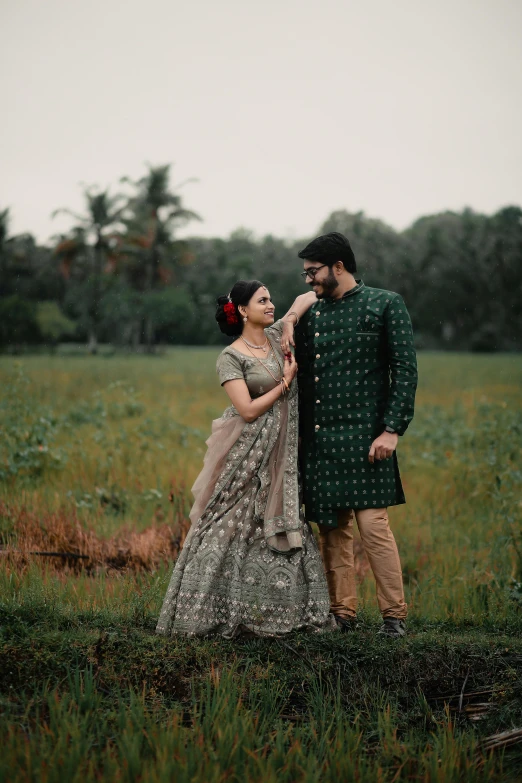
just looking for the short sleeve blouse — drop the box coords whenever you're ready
[216,321,285,398]
[216,351,244,385]
[265,318,284,341]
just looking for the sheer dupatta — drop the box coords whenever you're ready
[188,335,301,553]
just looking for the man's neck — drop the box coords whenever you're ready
[330,274,358,300]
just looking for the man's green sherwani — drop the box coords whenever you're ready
[295,281,418,529]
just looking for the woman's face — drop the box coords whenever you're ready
[241,286,275,327]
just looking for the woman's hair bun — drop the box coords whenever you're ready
[215,279,266,337]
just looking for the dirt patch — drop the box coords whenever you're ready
[0,501,190,573]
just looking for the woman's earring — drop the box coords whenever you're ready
[243,316,248,323]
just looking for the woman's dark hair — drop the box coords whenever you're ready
[298,231,357,273]
[215,279,266,336]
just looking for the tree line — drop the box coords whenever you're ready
[1,164,521,352]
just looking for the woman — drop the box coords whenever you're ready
[156,280,333,637]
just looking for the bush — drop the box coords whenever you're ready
[35,301,76,345]
[0,296,41,349]
[470,323,502,353]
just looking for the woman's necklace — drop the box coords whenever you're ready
[241,335,268,353]
[241,340,282,384]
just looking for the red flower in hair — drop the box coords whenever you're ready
[224,302,238,325]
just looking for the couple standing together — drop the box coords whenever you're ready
[156,232,418,639]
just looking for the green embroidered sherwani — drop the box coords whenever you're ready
[295,281,418,529]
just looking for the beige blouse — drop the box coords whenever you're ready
[216,319,284,398]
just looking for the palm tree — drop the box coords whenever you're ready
[0,208,12,294]
[120,164,200,349]
[0,208,35,297]
[53,227,87,281]
[52,188,126,352]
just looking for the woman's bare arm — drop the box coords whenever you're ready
[281,291,317,352]
[284,291,317,322]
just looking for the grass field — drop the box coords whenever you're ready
[1,350,522,781]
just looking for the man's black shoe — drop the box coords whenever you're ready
[377,617,406,638]
[334,615,358,632]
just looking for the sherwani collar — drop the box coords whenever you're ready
[317,280,365,306]
[341,279,365,298]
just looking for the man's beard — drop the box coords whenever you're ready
[313,269,339,298]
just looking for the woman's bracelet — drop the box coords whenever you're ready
[286,311,299,325]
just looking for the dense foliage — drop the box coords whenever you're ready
[1,351,521,779]
[1,172,521,352]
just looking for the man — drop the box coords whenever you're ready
[283,232,417,637]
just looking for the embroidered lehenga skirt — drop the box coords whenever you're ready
[156,340,331,638]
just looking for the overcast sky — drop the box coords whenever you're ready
[2,0,521,244]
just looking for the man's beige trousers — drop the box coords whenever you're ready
[318,508,407,619]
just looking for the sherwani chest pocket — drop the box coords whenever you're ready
[355,329,382,343]
[356,301,385,336]
[355,323,385,360]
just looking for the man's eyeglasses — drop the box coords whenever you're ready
[300,264,328,280]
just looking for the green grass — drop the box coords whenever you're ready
[1,350,522,781]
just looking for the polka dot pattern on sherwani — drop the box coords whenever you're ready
[295,281,418,529]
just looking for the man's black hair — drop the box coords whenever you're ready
[298,232,357,273]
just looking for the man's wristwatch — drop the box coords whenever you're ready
[384,426,396,434]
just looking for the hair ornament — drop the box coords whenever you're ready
[215,280,264,335]
[223,295,238,325]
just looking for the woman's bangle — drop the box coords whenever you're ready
[286,311,299,325]
[282,377,290,391]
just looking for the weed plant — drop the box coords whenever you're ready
[1,350,521,781]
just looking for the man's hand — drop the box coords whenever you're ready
[368,431,399,463]
[280,319,296,354]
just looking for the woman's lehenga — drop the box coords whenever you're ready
[156,321,332,638]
